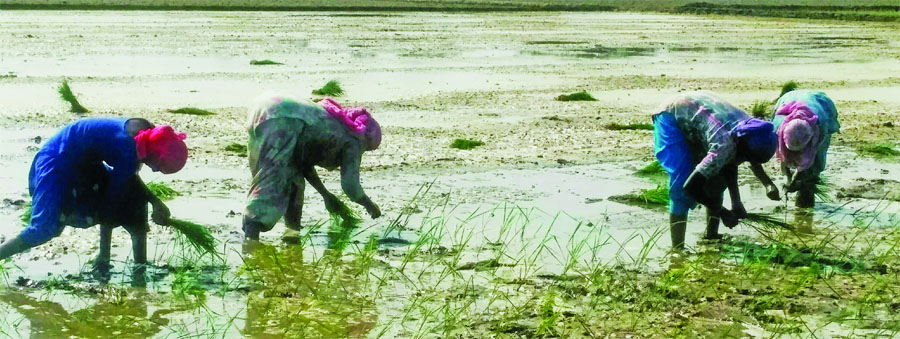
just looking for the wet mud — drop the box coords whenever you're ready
[1,10,899,338]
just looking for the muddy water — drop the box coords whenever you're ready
[1,10,900,337]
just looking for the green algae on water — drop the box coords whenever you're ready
[167,107,216,116]
[58,79,89,113]
[555,90,596,101]
[450,138,484,150]
[312,80,344,96]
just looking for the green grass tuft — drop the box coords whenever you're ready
[857,142,900,158]
[779,80,800,98]
[167,218,219,257]
[555,90,596,101]
[312,80,344,96]
[146,182,180,201]
[58,80,89,113]
[605,122,653,131]
[450,138,484,150]
[330,198,362,228]
[813,176,833,202]
[167,107,216,116]
[250,59,283,65]
[225,143,248,157]
[749,100,772,119]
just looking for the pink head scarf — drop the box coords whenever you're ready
[134,125,188,174]
[775,101,819,171]
[318,97,382,151]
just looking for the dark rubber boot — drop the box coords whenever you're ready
[670,214,688,250]
[796,186,815,208]
[704,209,722,241]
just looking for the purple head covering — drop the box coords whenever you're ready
[318,97,382,151]
[775,101,819,171]
[735,118,777,163]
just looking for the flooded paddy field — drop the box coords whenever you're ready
[1,10,900,337]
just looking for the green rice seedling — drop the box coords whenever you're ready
[312,80,344,96]
[58,79,89,113]
[744,212,793,231]
[605,122,653,131]
[166,218,219,257]
[856,142,899,158]
[450,138,484,150]
[813,176,833,202]
[20,201,32,225]
[750,100,772,118]
[167,107,216,116]
[224,142,247,157]
[779,80,800,98]
[249,59,282,65]
[555,90,596,101]
[145,181,179,201]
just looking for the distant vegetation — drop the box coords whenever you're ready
[225,143,248,157]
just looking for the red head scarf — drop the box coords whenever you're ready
[134,125,188,174]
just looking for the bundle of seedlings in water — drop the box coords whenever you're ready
[450,138,484,150]
[856,142,899,158]
[58,80,89,113]
[225,142,248,157]
[312,80,344,96]
[779,80,799,98]
[604,122,653,131]
[635,160,665,177]
[167,107,216,116]
[609,185,669,208]
[249,59,282,65]
[749,100,771,119]
[555,90,596,102]
[145,182,180,201]
[166,218,219,257]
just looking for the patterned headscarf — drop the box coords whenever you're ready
[775,101,819,171]
[318,98,382,151]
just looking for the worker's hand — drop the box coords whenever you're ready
[151,203,171,226]
[365,202,381,219]
[731,203,748,219]
[785,180,801,193]
[719,209,739,229]
[323,194,342,214]
[766,183,781,201]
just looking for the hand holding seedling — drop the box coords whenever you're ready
[151,201,171,226]
[766,184,781,201]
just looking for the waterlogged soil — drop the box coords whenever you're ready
[1,10,900,338]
